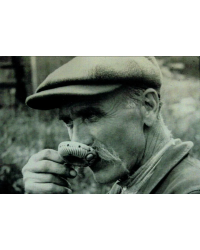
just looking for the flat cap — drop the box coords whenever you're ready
[26,56,162,110]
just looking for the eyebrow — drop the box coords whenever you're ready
[59,106,105,121]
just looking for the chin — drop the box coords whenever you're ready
[93,173,117,184]
[92,172,117,184]
[90,161,128,184]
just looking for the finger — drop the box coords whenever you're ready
[23,172,71,188]
[23,160,66,175]
[30,149,65,164]
[23,160,78,179]
[25,182,72,194]
[22,158,78,180]
[64,165,77,179]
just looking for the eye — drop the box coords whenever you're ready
[83,113,98,123]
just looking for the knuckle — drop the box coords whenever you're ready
[29,153,38,162]
[21,165,27,175]
[22,164,32,175]
[29,149,53,163]
[43,149,52,159]
[41,160,51,172]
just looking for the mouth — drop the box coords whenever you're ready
[89,157,107,172]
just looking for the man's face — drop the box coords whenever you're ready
[59,90,146,184]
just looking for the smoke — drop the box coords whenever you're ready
[91,140,130,180]
[92,140,126,169]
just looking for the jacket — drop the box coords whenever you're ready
[109,139,200,194]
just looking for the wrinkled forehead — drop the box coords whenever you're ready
[58,87,125,118]
[59,99,100,118]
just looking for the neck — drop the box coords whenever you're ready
[140,116,172,167]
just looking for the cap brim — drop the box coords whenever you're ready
[26,84,121,110]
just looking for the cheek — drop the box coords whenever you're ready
[89,120,125,144]
[90,113,145,162]
[115,122,145,161]
[122,113,145,164]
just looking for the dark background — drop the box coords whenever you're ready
[0,56,199,194]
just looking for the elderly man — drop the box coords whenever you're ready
[22,57,200,194]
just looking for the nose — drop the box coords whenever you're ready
[70,122,93,146]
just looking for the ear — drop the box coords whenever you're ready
[141,88,160,127]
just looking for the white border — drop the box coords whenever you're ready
[1,1,200,249]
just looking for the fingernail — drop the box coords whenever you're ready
[70,170,77,177]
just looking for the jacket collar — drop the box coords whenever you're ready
[138,139,193,194]
[122,139,193,194]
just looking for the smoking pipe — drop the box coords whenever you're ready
[58,141,98,167]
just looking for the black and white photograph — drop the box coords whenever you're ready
[1,56,199,194]
[1,2,200,249]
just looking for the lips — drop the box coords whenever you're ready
[89,157,106,172]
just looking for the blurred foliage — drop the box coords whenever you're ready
[0,57,199,193]
[156,56,199,78]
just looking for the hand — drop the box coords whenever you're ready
[22,149,77,194]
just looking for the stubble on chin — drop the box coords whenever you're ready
[90,140,131,183]
[90,159,130,184]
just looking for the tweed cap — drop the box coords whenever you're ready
[26,56,162,110]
